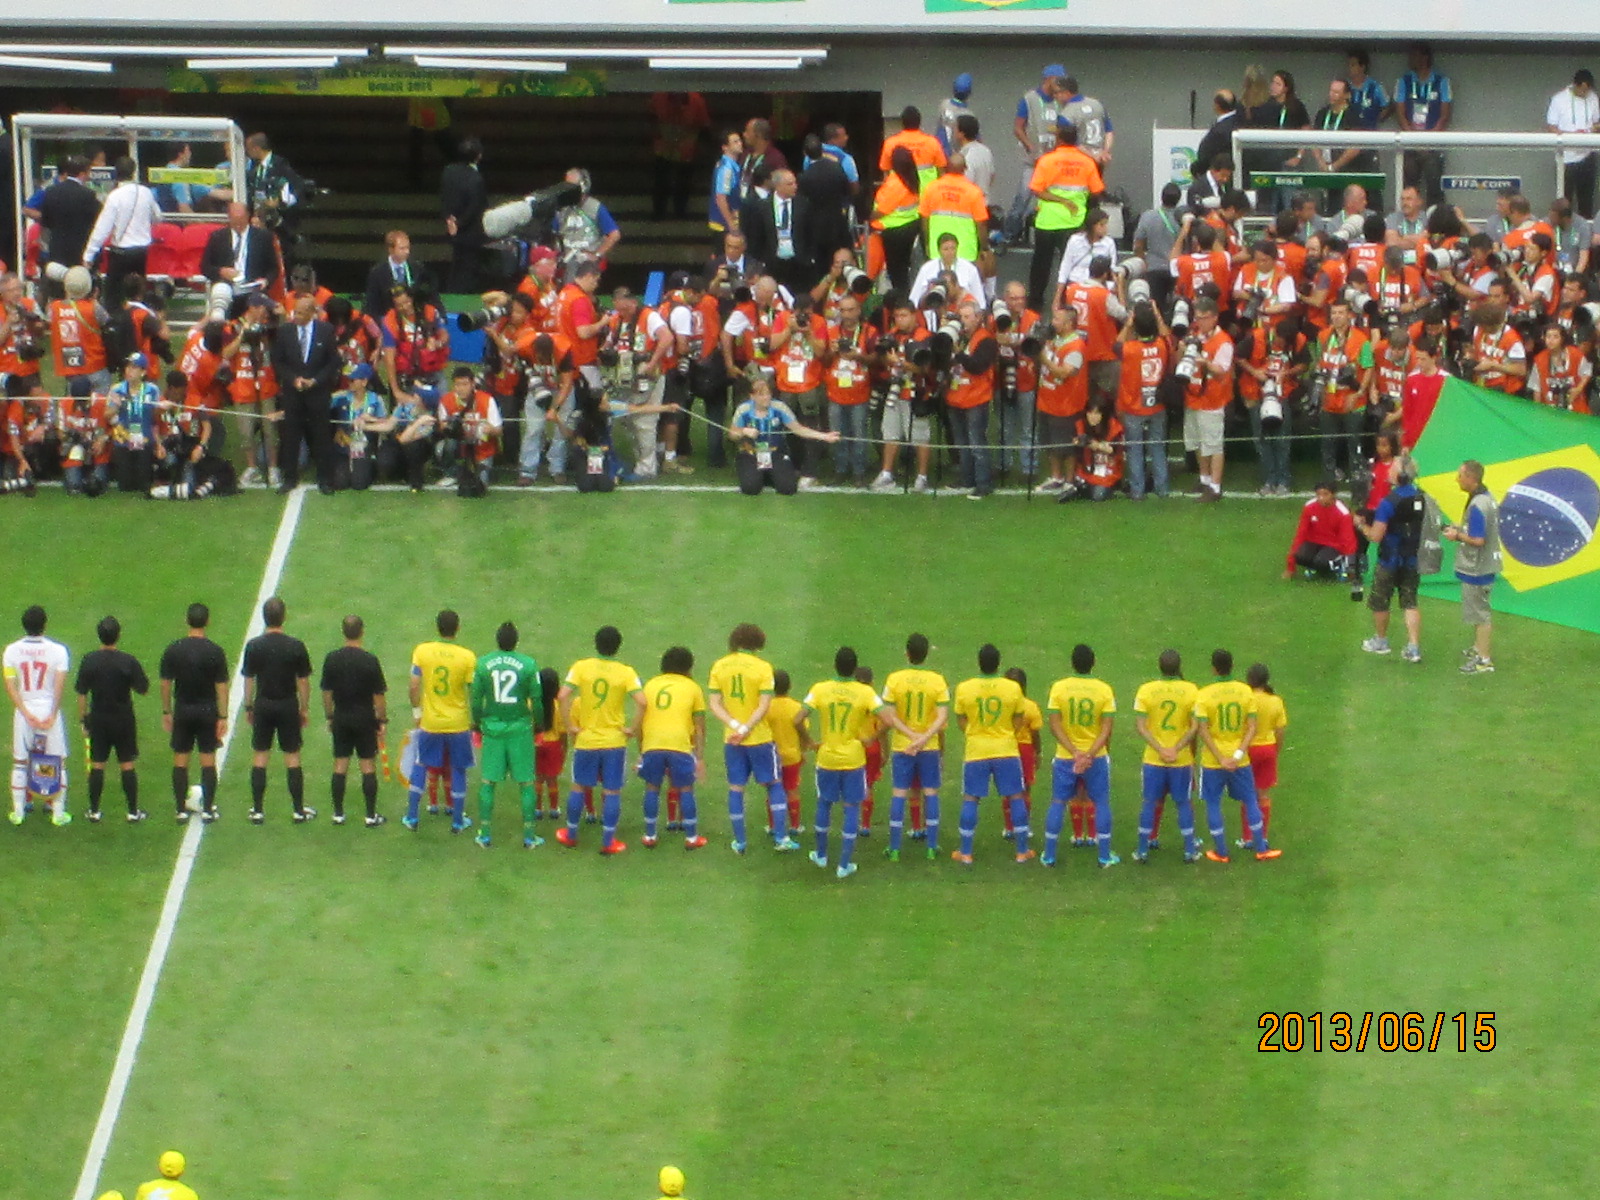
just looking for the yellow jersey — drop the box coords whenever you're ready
[707,651,776,746]
[1131,677,1199,767]
[136,1182,199,1200]
[952,675,1024,761]
[1253,689,1288,746]
[1194,679,1258,768]
[1046,675,1116,758]
[411,640,476,733]
[640,673,706,755]
[801,678,883,770]
[1017,696,1043,749]
[766,695,805,765]
[880,667,950,752]
[564,657,644,750]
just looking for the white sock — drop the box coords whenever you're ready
[11,764,25,817]
[1209,479,1223,493]
[1199,475,1213,488]
[665,451,677,461]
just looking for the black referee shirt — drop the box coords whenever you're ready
[242,631,312,705]
[319,646,387,720]
[75,648,149,717]
[159,636,229,712]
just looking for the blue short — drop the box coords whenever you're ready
[1051,754,1110,804]
[1200,765,1258,807]
[416,729,474,771]
[891,749,942,791]
[1141,763,1193,806]
[573,746,627,791]
[816,766,867,805]
[962,755,1024,798]
[638,749,696,789]
[724,741,780,787]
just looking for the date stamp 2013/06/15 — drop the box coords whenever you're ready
[1257,1012,1497,1053]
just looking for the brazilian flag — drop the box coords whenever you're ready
[1412,377,1600,635]
[925,0,1065,10]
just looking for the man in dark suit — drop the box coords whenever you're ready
[798,136,853,267]
[363,230,434,320]
[743,169,813,292]
[703,229,764,318]
[200,203,280,294]
[1186,155,1236,216]
[1193,92,1242,189]
[37,155,102,291]
[270,295,342,494]
[440,137,488,293]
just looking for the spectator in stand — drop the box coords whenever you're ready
[709,129,744,242]
[555,169,622,271]
[1132,184,1188,309]
[364,231,432,322]
[1550,199,1593,276]
[1396,43,1453,207]
[937,74,974,157]
[441,136,488,293]
[1057,75,1114,167]
[650,92,710,222]
[1006,66,1068,243]
[1345,49,1392,130]
[1193,93,1242,188]
[1283,481,1359,580]
[739,119,787,203]
[745,169,813,295]
[953,116,995,212]
[1308,80,1377,211]
[1261,71,1312,208]
[798,135,853,268]
[870,149,923,295]
[1386,186,1431,253]
[919,153,989,268]
[81,157,160,307]
[1546,70,1600,220]
[1027,119,1104,313]
[1235,65,1275,188]
[879,106,946,190]
[37,156,100,294]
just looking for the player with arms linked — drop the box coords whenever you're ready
[880,632,949,860]
[1131,649,1202,862]
[951,644,1028,865]
[556,625,645,854]
[1194,648,1281,862]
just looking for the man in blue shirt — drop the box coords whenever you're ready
[814,124,860,198]
[709,129,744,240]
[1396,43,1453,206]
[1355,457,1426,663]
[1345,49,1392,130]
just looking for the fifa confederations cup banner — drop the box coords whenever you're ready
[1413,377,1600,636]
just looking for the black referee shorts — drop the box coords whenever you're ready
[250,701,304,754]
[171,706,221,754]
[329,714,379,761]
[87,713,139,764]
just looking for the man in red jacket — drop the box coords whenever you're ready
[1283,481,1359,580]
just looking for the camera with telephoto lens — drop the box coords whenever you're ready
[1169,297,1192,337]
[1494,245,1526,267]
[1341,284,1378,323]
[1174,335,1206,383]
[481,180,583,242]
[932,316,964,360]
[1259,372,1285,429]
[1114,256,1147,282]
[457,303,506,333]
[921,285,947,312]
[991,298,1013,332]
[1241,288,1267,324]
[206,281,235,324]
[1549,376,1574,409]
[1127,278,1152,306]
[528,384,555,412]
[841,265,872,297]
[9,309,44,362]
[1425,245,1468,273]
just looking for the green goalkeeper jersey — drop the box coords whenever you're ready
[471,650,541,736]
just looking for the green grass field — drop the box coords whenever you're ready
[5,488,1598,1200]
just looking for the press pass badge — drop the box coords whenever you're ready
[755,439,773,470]
[586,449,605,475]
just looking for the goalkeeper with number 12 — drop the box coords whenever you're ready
[471,622,544,850]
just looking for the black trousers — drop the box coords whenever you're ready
[1028,225,1072,313]
[278,393,333,489]
[102,246,148,308]
[735,449,799,495]
[880,223,919,296]
[1565,153,1598,221]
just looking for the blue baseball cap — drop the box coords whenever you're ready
[414,384,441,408]
[1043,63,1065,78]
[124,352,148,369]
[347,363,374,382]
[953,72,973,98]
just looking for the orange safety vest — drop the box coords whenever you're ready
[49,299,107,377]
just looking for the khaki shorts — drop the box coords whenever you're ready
[881,399,930,445]
[1368,563,1420,612]
[1460,581,1494,626]
[1183,407,1225,457]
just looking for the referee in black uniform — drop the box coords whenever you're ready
[158,603,230,822]
[74,616,150,823]
[319,614,389,826]
[242,596,314,824]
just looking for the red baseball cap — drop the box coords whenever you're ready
[528,245,557,266]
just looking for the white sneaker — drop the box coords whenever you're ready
[1361,637,1392,655]
[1038,477,1067,492]
[433,476,458,490]
[912,475,931,493]
[239,466,263,487]
[797,476,819,492]
[869,473,897,493]
[268,467,282,488]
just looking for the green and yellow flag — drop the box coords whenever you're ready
[925,0,1065,10]
[1412,377,1600,635]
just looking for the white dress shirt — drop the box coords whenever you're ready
[959,139,997,203]
[82,181,161,263]
[909,255,984,306]
[1057,232,1119,286]
[1547,87,1600,163]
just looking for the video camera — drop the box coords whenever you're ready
[482,181,584,242]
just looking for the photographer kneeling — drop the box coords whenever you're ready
[434,367,502,495]
[729,368,840,496]
[331,364,393,490]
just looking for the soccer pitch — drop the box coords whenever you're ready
[5,489,1598,1200]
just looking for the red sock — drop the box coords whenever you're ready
[1069,799,1084,839]
[862,795,874,828]
[789,795,801,828]
[666,789,680,823]
[1086,804,1097,840]
[1259,795,1272,838]
[428,772,441,806]
[909,794,923,832]
[583,787,595,816]
[1151,797,1165,837]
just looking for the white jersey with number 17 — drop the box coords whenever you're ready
[3,636,70,720]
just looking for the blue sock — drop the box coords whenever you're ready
[1137,794,1155,856]
[566,788,584,836]
[769,782,788,839]
[1206,794,1227,854]
[1044,800,1065,860]
[682,787,698,837]
[1010,797,1030,854]
[643,788,660,839]
[840,802,859,868]
[406,760,425,822]
[602,791,621,847]
[728,787,747,846]
[1094,793,1112,860]
[1244,794,1268,851]
[959,798,978,856]
[814,797,833,861]
[1176,794,1199,855]
[450,765,468,824]
[925,792,940,850]
[888,790,906,852]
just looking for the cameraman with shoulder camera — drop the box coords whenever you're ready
[870,297,935,492]
[515,328,577,485]
[1311,297,1373,481]
[1178,297,1234,501]
[1114,301,1174,499]
[946,298,999,500]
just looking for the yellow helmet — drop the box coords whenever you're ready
[659,1165,685,1197]
[159,1151,186,1179]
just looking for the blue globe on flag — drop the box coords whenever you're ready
[1500,468,1600,568]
